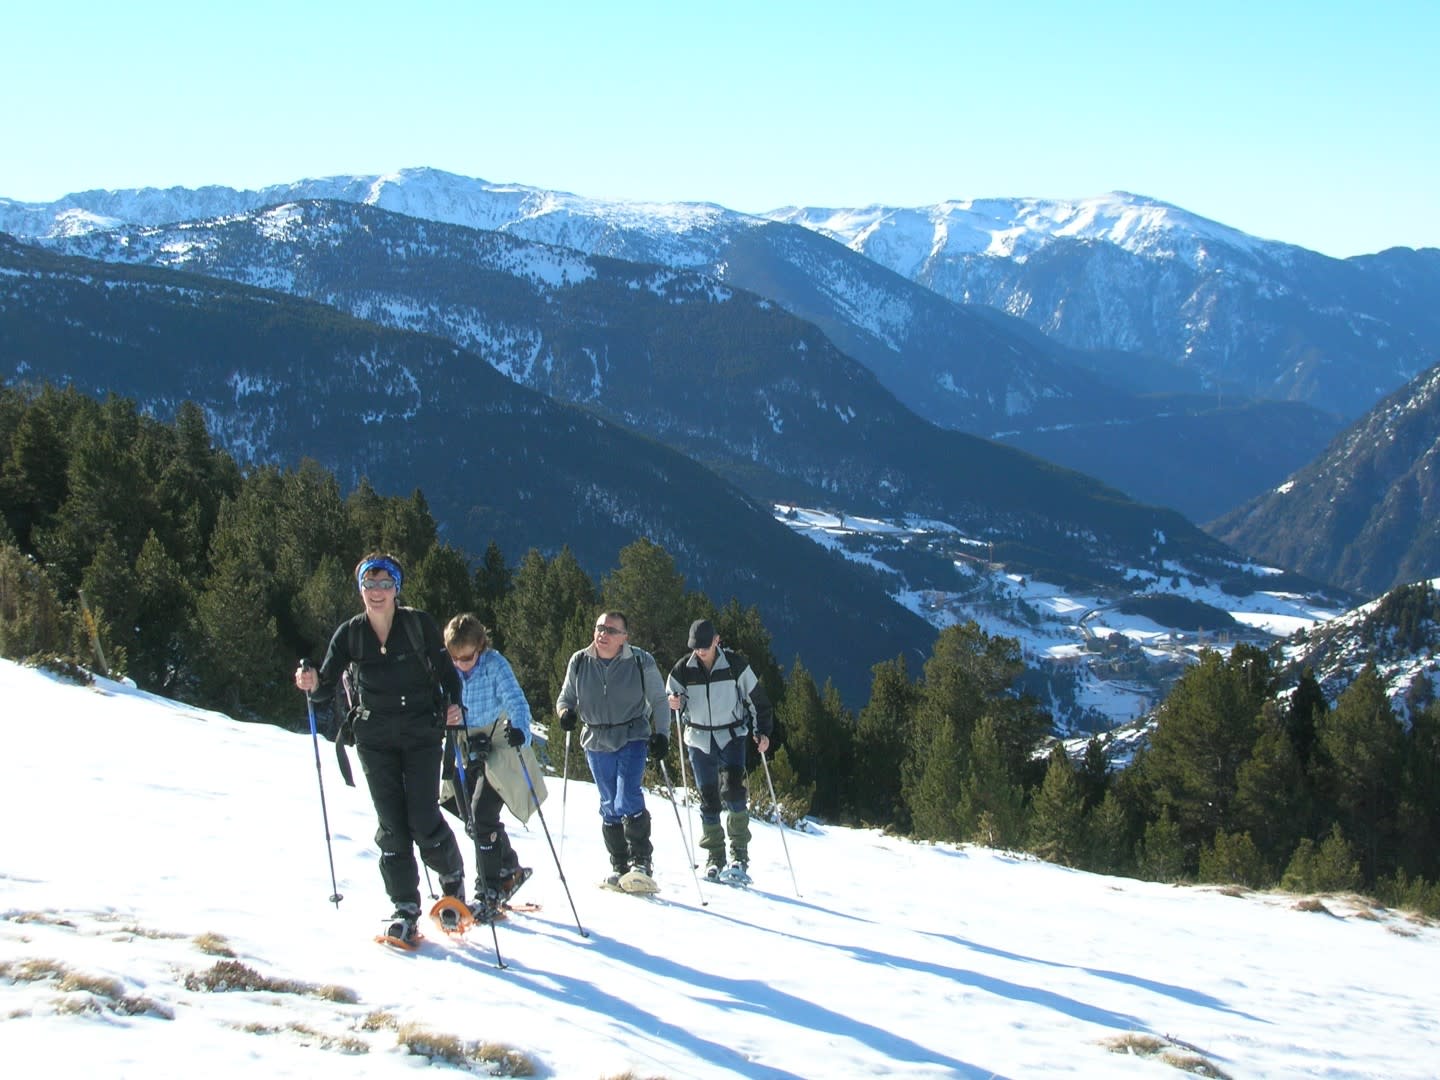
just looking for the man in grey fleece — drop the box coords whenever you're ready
[556,610,672,890]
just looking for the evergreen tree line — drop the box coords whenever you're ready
[2,384,1437,916]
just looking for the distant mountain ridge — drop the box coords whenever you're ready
[6,172,1435,427]
[1211,362,1440,597]
[1,169,1354,522]
[775,192,1440,422]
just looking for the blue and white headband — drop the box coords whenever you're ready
[356,555,403,591]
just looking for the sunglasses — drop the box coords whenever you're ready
[450,651,479,665]
[594,624,627,637]
[360,579,397,591]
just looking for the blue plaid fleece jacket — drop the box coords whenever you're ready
[457,650,532,746]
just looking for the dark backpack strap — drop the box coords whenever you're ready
[397,607,433,676]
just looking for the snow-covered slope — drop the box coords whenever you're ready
[3,657,1438,1078]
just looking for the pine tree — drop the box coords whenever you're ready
[1083,790,1134,875]
[1135,811,1185,883]
[0,395,69,551]
[1028,746,1086,866]
[958,715,1026,848]
[345,477,388,551]
[1197,830,1269,888]
[1234,702,1313,870]
[131,531,195,695]
[407,543,475,622]
[193,556,289,719]
[498,547,597,720]
[380,489,438,567]
[0,542,67,659]
[775,661,849,820]
[78,534,137,678]
[292,554,357,661]
[152,400,238,579]
[1287,667,1328,766]
[907,711,965,841]
[600,537,688,667]
[471,541,512,641]
[1281,823,1361,894]
[902,621,1039,836]
[1312,665,1403,882]
[1140,646,1270,851]
[1397,700,1440,881]
[1076,735,1111,812]
[852,656,914,827]
[713,597,783,706]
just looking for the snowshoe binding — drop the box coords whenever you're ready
[496,866,533,905]
[719,861,751,886]
[429,895,473,936]
[376,907,424,950]
[704,864,722,882]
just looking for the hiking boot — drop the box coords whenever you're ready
[382,904,421,946]
[468,888,502,924]
[704,864,721,882]
[602,870,624,889]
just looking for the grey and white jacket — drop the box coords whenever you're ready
[666,648,773,754]
[556,642,670,754]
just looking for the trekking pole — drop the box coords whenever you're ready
[300,660,343,909]
[451,730,506,968]
[758,749,801,897]
[658,760,706,907]
[559,730,571,861]
[514,745,589,937]
[671,709,698,866]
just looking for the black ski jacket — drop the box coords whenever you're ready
[311,608,461,748]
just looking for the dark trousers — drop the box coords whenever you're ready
[687,734,750,825]
[459,757,519,892]
[357,738,464,909]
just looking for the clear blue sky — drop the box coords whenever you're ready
[4,0,1436,257]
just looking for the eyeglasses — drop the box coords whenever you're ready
[360,579,397,592]
[594,624,627,637]
[450,651,479,665]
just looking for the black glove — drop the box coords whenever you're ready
[648,732,669,760]
[505,723,526,748]
[558,709,577,732]
[468,730,492,760]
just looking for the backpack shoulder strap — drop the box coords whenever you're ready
[398,606,425,652]
[722,648,749,679]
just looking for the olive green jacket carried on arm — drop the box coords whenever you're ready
[556,642,671,753]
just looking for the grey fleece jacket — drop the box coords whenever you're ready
[556,642,671,753]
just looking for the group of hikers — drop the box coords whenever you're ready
[293,551,774,945]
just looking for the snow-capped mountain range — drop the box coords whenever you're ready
[7,165,1435,425]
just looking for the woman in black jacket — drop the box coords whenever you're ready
[294,552,465,944]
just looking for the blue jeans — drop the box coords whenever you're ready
[587,737,649,823]
[687,735,749,825]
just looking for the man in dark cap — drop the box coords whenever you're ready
[665,618,773,884]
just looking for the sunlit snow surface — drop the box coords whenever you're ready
[3,658,1438,1079]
